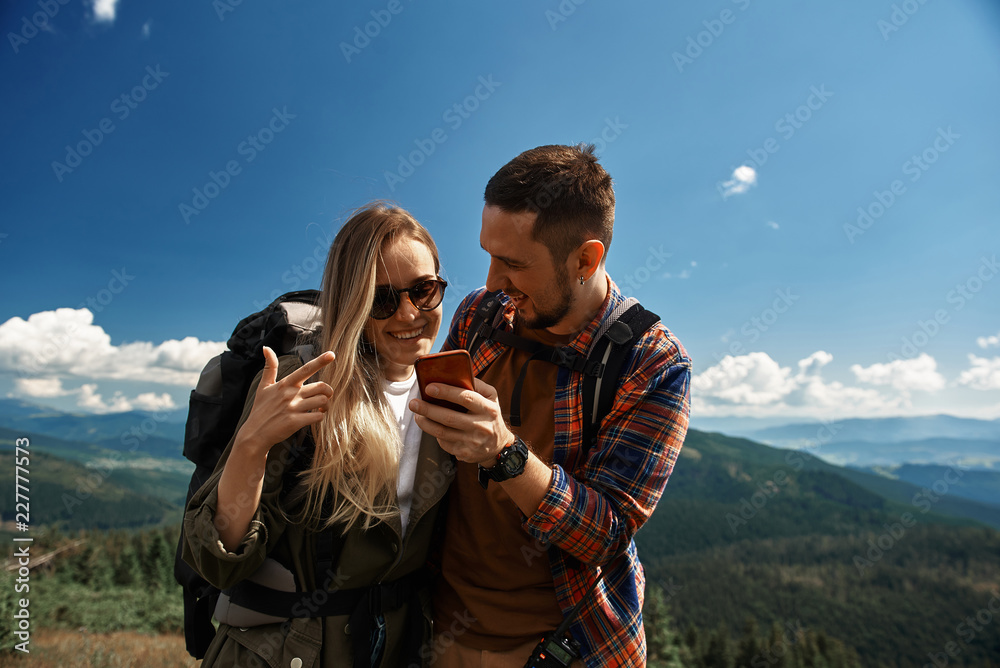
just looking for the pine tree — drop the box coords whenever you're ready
[644,586,692,668]
[734,617,760,668]
[703,623,734,668]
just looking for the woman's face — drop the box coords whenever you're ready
[365,236,443,382]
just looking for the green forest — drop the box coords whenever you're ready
[1,427,998,666]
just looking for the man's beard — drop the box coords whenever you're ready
[519,265,574,331]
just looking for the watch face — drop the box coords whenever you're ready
[503,450,527,473]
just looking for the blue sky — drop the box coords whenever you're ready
[1,0,999,422]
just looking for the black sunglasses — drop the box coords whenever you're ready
[370,278,448,320]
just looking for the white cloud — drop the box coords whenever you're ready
[0,308,225,387]
[77,384,132,413]
[719,165,757,198]
[90,0,120,23]
[141,20,152,38]
[957,355,1000,390]
[977,332,1000,349]
[133,392,177,411]
[15,377,70,398]
[850,354,946,392]
[797,351,833,376]
[693,352,796,406]
[693,351,904,418]
[10,376,178,413]
[766,221,780,230]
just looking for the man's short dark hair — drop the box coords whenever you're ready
[484,143,614,266]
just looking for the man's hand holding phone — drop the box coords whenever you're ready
[411,350,515,468]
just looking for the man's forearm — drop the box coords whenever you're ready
[497,450,553,517]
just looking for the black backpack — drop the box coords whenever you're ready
[464,290,661,450]
[174,290,323,658]
[174,288,659,659]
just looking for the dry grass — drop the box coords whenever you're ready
[0,629,200,668]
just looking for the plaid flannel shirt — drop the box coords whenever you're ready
[442,281,691,668]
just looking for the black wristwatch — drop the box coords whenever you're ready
[478,436,529,489]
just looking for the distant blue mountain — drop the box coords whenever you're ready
[0,398,187,455]
[694,414,1000,473]
[750,414,1000,446]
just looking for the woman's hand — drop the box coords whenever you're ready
[233,346,336,457]
[215,347,336,551]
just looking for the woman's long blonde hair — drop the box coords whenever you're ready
[298,202,440,532]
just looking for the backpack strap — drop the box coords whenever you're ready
[581,303,660,449]
[464,290,660,445]
[466,291,505,361]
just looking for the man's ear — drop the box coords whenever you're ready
[575,240,606,281]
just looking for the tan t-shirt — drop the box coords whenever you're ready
[433,322,572,649]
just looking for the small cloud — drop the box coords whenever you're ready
[141,20,152,38]
[90,0,120,24]
[663,261,697,280]
[958,354,1000,390]
[850,354,946,392]
[77,384,132,413]
[977,332,1000,349]
[766,221,780,230]
[15,377,70,398]
[719,165,757,199]
[797,351,833,377]
[133,392,176,411]
[11,376,177,413]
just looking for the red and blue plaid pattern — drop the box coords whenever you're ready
[443,281,691,667]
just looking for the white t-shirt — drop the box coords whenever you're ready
[382,372,422,535]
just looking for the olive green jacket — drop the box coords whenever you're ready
[181,356,454,668]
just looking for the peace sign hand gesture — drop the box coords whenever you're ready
[233,346,336,458]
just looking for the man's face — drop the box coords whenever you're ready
[480,204,574,332]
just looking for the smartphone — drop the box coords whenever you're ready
[414,350,475,413]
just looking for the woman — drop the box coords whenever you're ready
[182,203,453,668]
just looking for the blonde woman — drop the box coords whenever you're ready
[182,203,453,668]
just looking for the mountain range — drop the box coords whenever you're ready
[1,399,998,664]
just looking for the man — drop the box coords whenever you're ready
[410,144,691,667]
